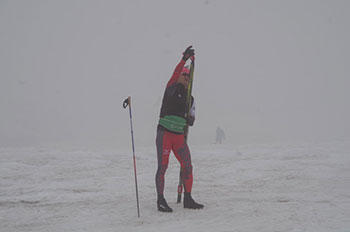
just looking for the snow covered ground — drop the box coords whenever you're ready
[1,139,349,232]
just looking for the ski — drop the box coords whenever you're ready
[177,57,195,203]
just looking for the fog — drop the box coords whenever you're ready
[1,0,349,149]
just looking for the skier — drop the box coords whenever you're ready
[155,46,204,212]
[215,126,226,144]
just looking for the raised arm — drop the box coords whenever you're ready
[166,59,186,87]
[166,46,195,87]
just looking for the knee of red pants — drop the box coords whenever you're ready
[161,149,170,165]
[181,163,193,177]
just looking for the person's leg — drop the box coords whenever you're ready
[155,127,172,196]
[172,134,204,209]
[155,127,173,212]
[172,135,193,193]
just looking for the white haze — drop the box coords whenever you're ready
[1,0,349,149]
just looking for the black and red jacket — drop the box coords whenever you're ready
[158,59,195,132]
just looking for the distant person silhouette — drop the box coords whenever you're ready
[215,126,226,144]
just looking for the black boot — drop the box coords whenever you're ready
[183,192,204,209]
[157,195,173,212]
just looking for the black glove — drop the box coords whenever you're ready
[182,46,195,61]
[187,115,195,126]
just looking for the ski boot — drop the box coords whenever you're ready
[157,196,173,212]
[183,192,204,209]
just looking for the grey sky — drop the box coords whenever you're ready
[1,0,349,148]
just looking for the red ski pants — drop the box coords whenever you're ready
[155,126,193,196]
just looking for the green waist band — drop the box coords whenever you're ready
[159,115,187,133]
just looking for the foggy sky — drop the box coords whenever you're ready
[1,0,349,149]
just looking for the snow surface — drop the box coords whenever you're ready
[1,140,350,232]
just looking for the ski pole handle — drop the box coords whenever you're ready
[123,96,131,108]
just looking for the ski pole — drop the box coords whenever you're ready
[123,96,140,218]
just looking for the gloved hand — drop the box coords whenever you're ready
[187,115,195,126]
[182,46,195,61]
[188,98,195,126]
